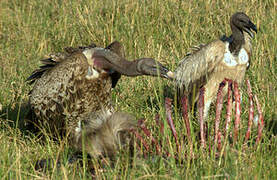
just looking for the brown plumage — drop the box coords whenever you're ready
[29,41,174,169]
[27,42,119,136]
[175,12,257,119]
[27,41,173,138]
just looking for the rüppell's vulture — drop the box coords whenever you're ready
[27,41,174,137]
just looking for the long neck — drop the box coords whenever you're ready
[242,31,253,55]
[229,23,245,55]
[93,50,142,76]
[109,59,142,76]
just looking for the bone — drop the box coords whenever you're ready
[165,98,180,152]
[198,87,206,148]
[217,131,222,151]
[138,119,161,155]
[233,81,241,143]
[254,95,264,144]
[214,80,226,149]
[155,114,164,134]
[245,79,254,142]
[131,129,150,156]
[225,79,233,138]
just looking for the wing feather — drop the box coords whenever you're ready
[175,40,226,93]
[26,42,97,84]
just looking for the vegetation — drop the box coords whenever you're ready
[0,0,276,179]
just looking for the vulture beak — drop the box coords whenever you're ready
[166,71,175,80]
[159,66,175,80]
[244,20,257,38]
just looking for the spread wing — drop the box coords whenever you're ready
[175,40,226,93]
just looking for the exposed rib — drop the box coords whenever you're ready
[245,79,254,142]
[198,87,206,148]
[181,95,192,145]
[233,82,241,143]
[214,80,226,149]
[165,98,180,152]
[224,79,233,138]
[254,95,264,144]
[138,119,161,155]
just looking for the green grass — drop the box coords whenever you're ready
[0,0,276,179]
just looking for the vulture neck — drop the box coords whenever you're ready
[111,59,142,76]
[229,23,245,55]
[92,50,142,76]
[242,31,253,54]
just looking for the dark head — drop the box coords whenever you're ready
[231,12,257,37]
[135,58,174,79]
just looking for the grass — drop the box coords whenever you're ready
[0,0,276,179]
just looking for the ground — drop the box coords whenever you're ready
[0,0,276,179]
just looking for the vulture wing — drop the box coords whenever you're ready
[26,42,97,85]
[175,40,226,94]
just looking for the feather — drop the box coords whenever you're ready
[175,40,226,93]
[26,42,98,84]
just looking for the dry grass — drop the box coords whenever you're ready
[0,0,276,179]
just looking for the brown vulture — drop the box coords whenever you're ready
[27,41,174,139]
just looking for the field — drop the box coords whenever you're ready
[0,0,276,179]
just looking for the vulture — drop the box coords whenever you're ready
[27,41,174,138]
[175,12,257,119]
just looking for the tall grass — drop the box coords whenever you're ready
[0,0,276,179]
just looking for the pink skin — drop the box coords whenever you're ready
[132,79,264,159]
[217,131,222,151]
[224,79,233,138]
[138,119,161,155]
[182,95,194,154]
[165,98,181,153]
[233,82,241,143]
[91,58,110,73]
[255,95,264,144]
[130,128,151,157]
[214,80,226,149]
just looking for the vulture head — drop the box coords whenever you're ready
[231,12,257,37]
[135,58,174,79]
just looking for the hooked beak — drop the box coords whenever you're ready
[244,20,257,38]
[158,66,175,80]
